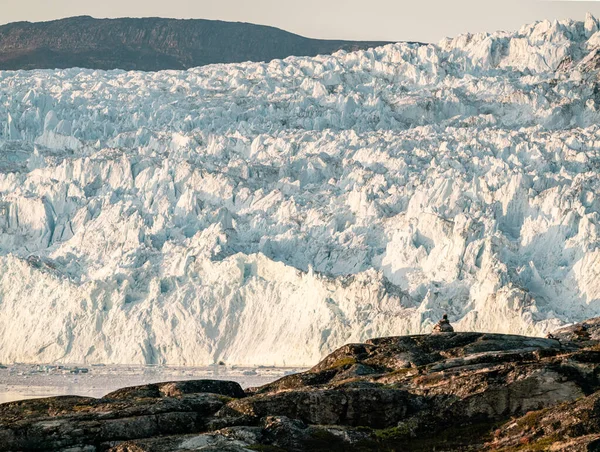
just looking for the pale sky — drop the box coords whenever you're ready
[2,0,600,43]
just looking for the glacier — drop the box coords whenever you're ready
[0,15,599,366]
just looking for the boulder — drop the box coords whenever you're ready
[105,380,246,400]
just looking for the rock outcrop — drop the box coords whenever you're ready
[4,320,600,451]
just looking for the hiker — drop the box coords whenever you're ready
[432,314,454,334]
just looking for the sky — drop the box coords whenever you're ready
[2,0,600,43]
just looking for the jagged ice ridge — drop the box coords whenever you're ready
[0,15,600,366]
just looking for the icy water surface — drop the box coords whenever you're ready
[0,364,302,404]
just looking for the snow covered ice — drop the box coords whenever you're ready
[0,14,599,366]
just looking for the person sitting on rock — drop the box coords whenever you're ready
[432,314,454,334]
[572,324,591,341]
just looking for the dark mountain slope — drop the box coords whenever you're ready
[0,16,395,71]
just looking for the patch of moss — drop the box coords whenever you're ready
[377,420,502,452]
[374,426,408,441]
[515,408,549,431]
[498,433,561,451]
[72,404,95,412]
[390,367,414,376]
[325,357,357,370]
[526,435,562,451]
[374,419,420,441]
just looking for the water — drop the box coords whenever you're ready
[0,364,302,404]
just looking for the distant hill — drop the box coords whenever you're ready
[0,16,395,71]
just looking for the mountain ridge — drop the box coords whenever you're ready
[0,15,396,71]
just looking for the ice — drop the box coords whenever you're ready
[0,15,599,366]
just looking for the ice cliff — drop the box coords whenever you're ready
[0,15,599,366]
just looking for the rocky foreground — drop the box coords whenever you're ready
[3,321,600,451]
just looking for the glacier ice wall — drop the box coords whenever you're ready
[0,15,600,365]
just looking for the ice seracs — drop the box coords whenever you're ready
[0,15,599,365]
